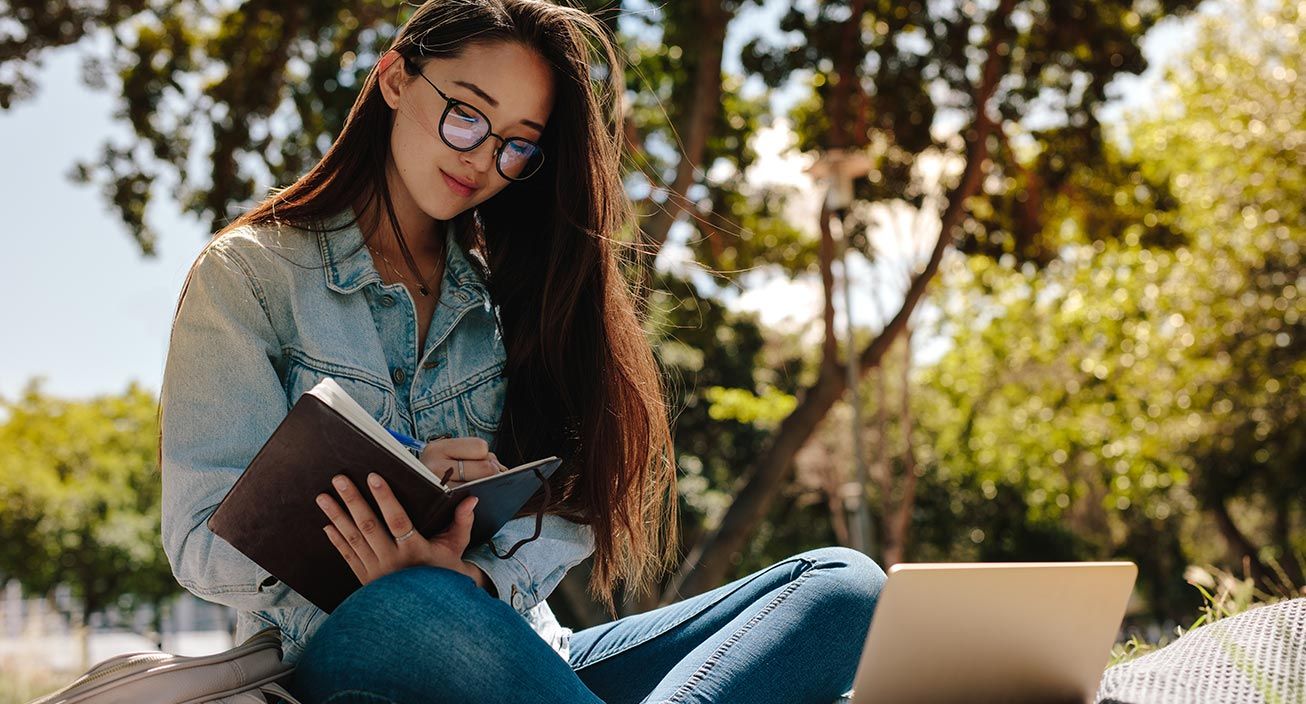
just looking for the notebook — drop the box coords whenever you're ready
[208,377,561,612]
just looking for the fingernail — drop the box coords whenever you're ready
[368,473,382,488]
[315,495,329,508]
[332,475,347,490]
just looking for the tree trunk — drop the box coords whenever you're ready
[876,344,896,565]
[883,328,918,567]
[872,359,889,496]
[664,0,1015,599]
[1210,498,1273,587]
[633,0,732,300]
[830,0,870,149]
[78,601,94,672]
[556,564,608,628]
[994,124,1048,263]
[152,597,166,649]
[824,459,852,546]
[819,203,840,368]
[1272,495,1304,590]
[22,591,49,640]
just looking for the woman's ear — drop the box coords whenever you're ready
[378,50,405,110]
[379,49,400,74]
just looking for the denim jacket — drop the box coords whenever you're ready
[159,210,594,665]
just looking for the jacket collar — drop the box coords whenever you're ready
[316,209,486,296]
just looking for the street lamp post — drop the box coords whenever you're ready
[809,147,874,556]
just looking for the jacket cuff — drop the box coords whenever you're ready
[463,540,537,613]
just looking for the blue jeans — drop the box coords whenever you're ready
[288,546,886,703]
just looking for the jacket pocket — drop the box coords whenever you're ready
[282,348,398,428]
[458,365,506,435]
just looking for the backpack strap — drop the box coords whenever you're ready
[260,681,306,704]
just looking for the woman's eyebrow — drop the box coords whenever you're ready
[452,79,545,133]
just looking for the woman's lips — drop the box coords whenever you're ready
[441,170,476,197]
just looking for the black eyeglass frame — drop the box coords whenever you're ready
[402,56,546,183]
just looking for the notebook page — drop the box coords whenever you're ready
[307,377,445,489]
[456,455,561,489]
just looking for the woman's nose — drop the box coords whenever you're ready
[460,137,498,174]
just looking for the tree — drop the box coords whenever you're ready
[6,1,1212,607]
[897,0,1304,614]
[668,0,1200,597]
[0,381,178,668]
[1126,0,1305,590]
[4,1,776,279]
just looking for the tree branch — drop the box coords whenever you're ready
[664,0,1017,599]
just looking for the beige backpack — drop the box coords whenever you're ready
[26,626,302,704]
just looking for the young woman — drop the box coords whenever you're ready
[159,1,886,702]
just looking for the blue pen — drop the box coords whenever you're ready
[386,428,427,455]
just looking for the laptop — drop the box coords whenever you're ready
[848,561,1137,703]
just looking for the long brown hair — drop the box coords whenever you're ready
[209,0,677,611]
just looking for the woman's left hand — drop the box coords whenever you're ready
[316,472,481,586]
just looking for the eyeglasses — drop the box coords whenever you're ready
[403,57,546,182]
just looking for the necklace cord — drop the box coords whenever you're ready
[371,224,444,297]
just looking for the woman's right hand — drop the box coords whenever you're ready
[420,436,507,486]
[318,472,483,587]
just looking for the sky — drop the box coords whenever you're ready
[0,3,1201,404]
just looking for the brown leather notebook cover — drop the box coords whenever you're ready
[207,385,560,613]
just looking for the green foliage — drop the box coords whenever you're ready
[9,0,789,273]
[1127,0,1305,547]
[647,271,781,540]
[693,165,822,280]
[908,0,1304,618]
[13,2,419,253]
[5,0,1298,626]
[703,385,797,428]
[743,0,1200,264]
[0,0,150,108]
[0,381,178,617]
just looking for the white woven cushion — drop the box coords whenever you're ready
[1096,597,1306,704]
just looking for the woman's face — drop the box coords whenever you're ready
[379,41,555,222]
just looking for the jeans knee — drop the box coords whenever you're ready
[332,565,479,622]
[801,546,887,606]
[292,566,503,701]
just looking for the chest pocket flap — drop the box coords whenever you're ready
[282,348,398,428]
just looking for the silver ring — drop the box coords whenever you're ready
[394,528,418,543]
[457,459,465,482]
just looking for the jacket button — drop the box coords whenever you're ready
[380,294,396,307]
[511,586,525,610]
[422,357,442,369]
[392,367,407,384]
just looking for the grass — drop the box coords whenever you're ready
[0,665,74,704]
[1107,559,1304,667]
